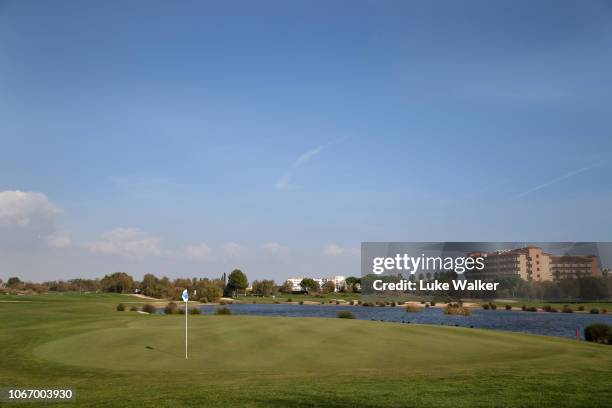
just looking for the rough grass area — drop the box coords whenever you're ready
[1,292,611,407]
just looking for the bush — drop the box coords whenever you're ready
[444,303,471,316]
[584,323,611,344]
[425,304,430,308]
[299,301,304,305]
[578,305,585,311]
[489,302,497,310]
[337,311,355,319]
[130,305,138,311]
[141,303,156,314]
[189,307,201,315]
[602,309,608,314]
[505,304,512,310]
[430,301,436,307]
[562,305,574,313]
[420,301,425,304]
[215,307,232,315]
[526,306,537,312]
[336,301,341,305]
[482,304,490,310]
[219,300,226,305]
[178,308,185,314]
[590,308,600,314]
[543,305,552,312]
[521,305,526,311]
[116,303,125,311]
[405,304,422,313]
[164,302,178,314]
[287,298,293,302]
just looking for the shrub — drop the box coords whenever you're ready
[336,301,341,305]
[420,301,425,304]
[425,304,430,308]
[164,302,178,314]
[177,308,185,314]
[430,301,436,307]
[444,303,471,316]
[337,311,355,319]
[274,301,280,304]
[405,304,422,313]
[299,301,304,305]
[189,307,201,315]
[215,307,232,315]
[130,305,138,311]
[321,301,325,304]
[489,302,497,310]
[521,305,526,311]
[526,306,537,312]
[543,305,552,312]
[602,309,608,314]
[141,303,156,314]
[505,304,512,310]
[482,304,490,310]
[562,305,574,313]
[219,300,226,305]
[584,323,611,344]
[116,303,125,311]
[578,305,585,311]
[287,298,293,302]
[590,308,600,314]
[391,301,397,307]
[357,300,362,305]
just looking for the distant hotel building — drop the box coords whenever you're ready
[466,246,600,282]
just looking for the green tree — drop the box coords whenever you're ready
[141,273,160,297]
[252,280,275,296]
[279,280,293,293]
[7,277,22,288]
[100,272,135,294]
[321,280,335,294]
[226,269,248,297]
[300,278,320,293]
[345,276,361,293]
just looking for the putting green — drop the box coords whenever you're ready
[34,314,599,373]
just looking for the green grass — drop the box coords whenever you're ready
[1,292,611,407]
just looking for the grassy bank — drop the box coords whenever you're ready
[1,292,611,407]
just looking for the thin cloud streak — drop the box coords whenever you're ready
[275,137,348,190]
[512,163,599,199]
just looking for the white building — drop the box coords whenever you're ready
[286,276,346,292]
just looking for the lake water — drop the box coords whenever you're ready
[195,303,612,339]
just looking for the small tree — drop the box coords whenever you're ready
[280,280,293,293]
[7,277,22,288]
[300,278,320,294]
[226,269,248,297]
[321,280,336,294]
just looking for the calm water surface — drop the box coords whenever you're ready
[195,303,612,339]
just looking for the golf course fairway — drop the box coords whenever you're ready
[2,293,611,407]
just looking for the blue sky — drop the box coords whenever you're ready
[1,0,612,282]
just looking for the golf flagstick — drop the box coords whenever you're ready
[182,289,189,359]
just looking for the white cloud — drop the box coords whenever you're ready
[0,190,65,249]
[184,242,212,260]
[46,232,72,249]
[322,244,345,257]
[0,190,61,227]
[222,242,242,257]
[85,228,162,259]
[262,242,289,255]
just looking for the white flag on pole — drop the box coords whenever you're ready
[182,289,189,302]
